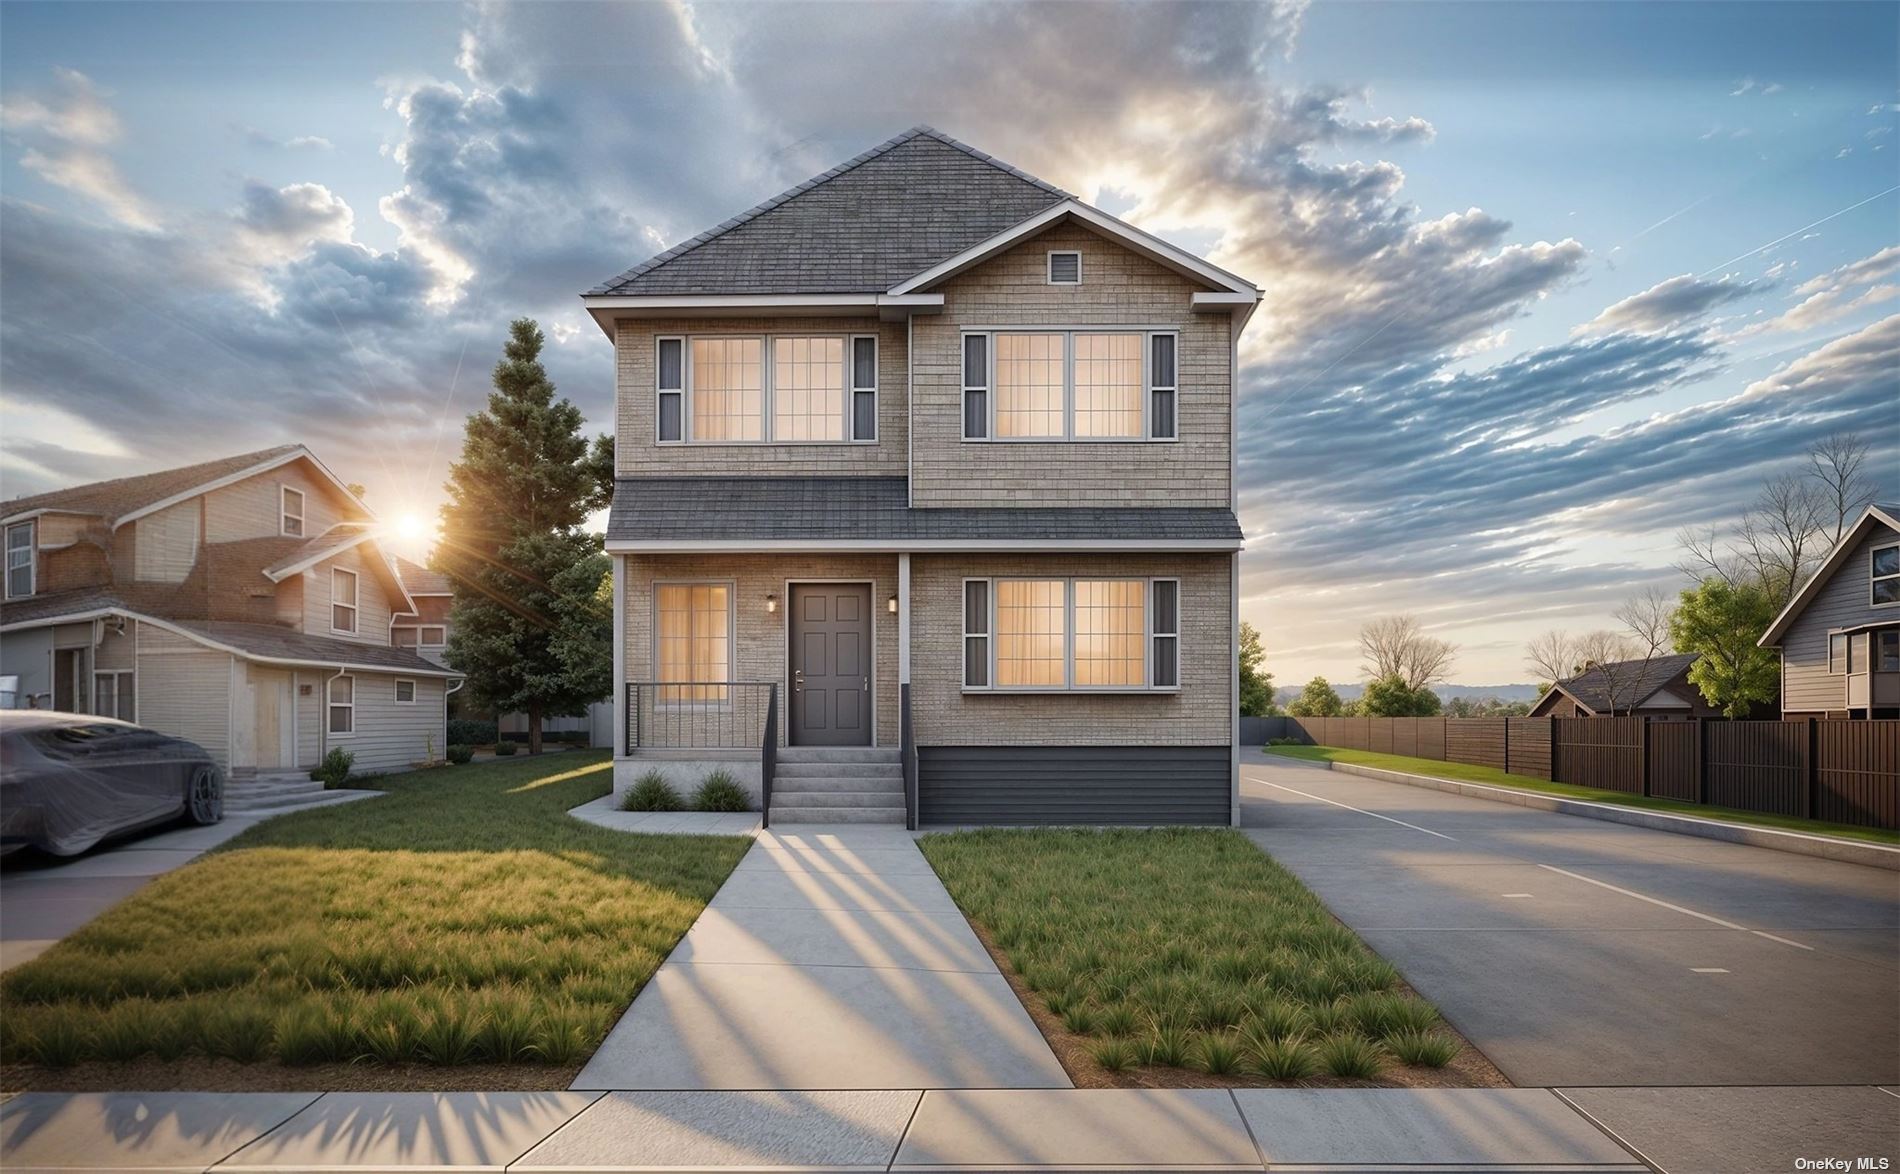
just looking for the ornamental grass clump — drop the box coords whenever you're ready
[621,770,684,812]
[692,770,751,812]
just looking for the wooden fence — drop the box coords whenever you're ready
[1280,716,1899,831]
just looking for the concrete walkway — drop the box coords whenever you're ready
[566,793,761,836]
[570,824,1070,1090]
[0,1087,1660,1170]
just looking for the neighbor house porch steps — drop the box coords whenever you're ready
[772,746,906,824]
[222,772,376,818]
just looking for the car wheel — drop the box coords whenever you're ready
[186,765,224,825]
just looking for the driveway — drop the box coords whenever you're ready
[570,824,1069,1091]
[1241,756,1899,1088]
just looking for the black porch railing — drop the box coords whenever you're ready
[624,682,777,750]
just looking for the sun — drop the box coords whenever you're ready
[393,512,429,543]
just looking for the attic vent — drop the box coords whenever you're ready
[1048,251,1081,285]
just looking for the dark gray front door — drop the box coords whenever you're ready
[789,583,872,746]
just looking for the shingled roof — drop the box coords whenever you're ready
[394,555,452,596]
[588,127,1071,297]
[607,477,1242,547]
[1550,652,1702,715]
[2,445,306,525]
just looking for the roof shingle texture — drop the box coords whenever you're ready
[393,555,452,596]
[608,477,1242,544]
[589,128,1070,296]
[1556,652,1701,713]
[2,446,304,524]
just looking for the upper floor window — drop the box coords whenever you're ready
[963,576,1180,692]
[657,334,876,445]
[962,330,1177,442]
[281,486,305,537]
[332,567,358,634]
[1873,543,1898,606]
[4,520,34,599]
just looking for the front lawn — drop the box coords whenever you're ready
[918,828,1503,1088]
[1,751,751,1089]
[1266,745,1900,845]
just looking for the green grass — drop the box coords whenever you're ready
[2,750,751,1069]
[917,827,1456,1082]
[1266,745,1900,845]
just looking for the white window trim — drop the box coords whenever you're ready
[652,579,737,710]
[961,328,1178,444]
[1873,542,1899,608]
[328,674,355,736]
[4,519,35,600]
[663,333,864,447]
[394,678,417,705]
[962,576,1179,694]
[1047,250,1082,285]
[280,485,305,537]
[849,333,878,444]
[419,625,446,648]
[331,567,359,635]
[92,669,134,721]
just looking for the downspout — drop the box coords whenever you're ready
[445,676,464,760]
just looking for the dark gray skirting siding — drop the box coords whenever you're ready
[918,745,1231,825]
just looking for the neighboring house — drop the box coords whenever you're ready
[1758,502,1900,720]
[1528,652,1724,719]
[0,446,459,774]
[585,127,1256,825]
[390,556,452,668]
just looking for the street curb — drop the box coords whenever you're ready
[1310,759,1900,871]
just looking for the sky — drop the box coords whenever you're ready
[1,0,1895,685]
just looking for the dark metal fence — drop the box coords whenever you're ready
[624,682,777,750]
[1276,715,1899,831]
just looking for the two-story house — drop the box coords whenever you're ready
[0,445,460,773]
[390,555,453,668]
[1759,502,1900,719]
[587,127,1256,825]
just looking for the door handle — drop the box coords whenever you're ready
[794,669,804,694]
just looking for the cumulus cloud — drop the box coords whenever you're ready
[1,68,157,229]
[1578,273,1767,335]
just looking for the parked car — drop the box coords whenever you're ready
[0,711,223,857]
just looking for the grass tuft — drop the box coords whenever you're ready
[1193,1030,1244,1075]
[1243,1034,1320,1080]
[691,770,751,813]
[1090,1036,1138,1072]
[621,770,685,812]
[1315,1033,1387,1079]
[1387,1028,1461,1067]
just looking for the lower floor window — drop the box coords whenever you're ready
[328,675,354,734]
[965,576,1180,691]
[93,670,134,721]
[656,582,731,703]
[394,678,416,704]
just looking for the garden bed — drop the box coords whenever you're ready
[917,827,1507,1090]
[1,751,751,1091]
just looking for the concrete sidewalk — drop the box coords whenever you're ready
[569,824,1069,1090]
[0,1087,1662,1171]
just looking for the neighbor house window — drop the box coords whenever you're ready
[4,521,33,599]
[281,486,305,537]
[394,678,416,704]
[656,336,685,443]
[419,625,446,647]
[966,577,1179,691]
[970,330,1164,441]
[1047,250,1081,284]
[1878,630,1900,672]
[328,675,354,734]
[850,335,878,442]
[772,336,845,442]
[332,567,358,634]
[393,626,419,649]
[93,670,134,721]
[656,582,731,703]
[1874,544,1899,606]
[690,337,765,442]
[1830,632,1849,674]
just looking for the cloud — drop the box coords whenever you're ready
[0,68,157,229]
[1730,78,1781,96]
[1734,244,1900,338]
[239,125,334,151]
[1577,273,1766,335]
[1797,244,1900,295]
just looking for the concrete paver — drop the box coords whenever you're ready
[515,1090,919,1171]
[214,1092,599,1172]
[1231,1088,1646,1171]
[569,826,1068,1091]
[566,795,761,836]
[0,1092,318,1173]
[1559,1086,1900,1174]
[892,1089,1259,1169]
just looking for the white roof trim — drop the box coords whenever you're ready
[0,508,97,526]
[0,607,461,678]
[887,200,1260,299]
[579,293,944,337]
[606,537,1243,554]
[263,527,378,582]
[1759,503,1900,646]
[109,448,374,532]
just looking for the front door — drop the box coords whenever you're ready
[789,583,872,747]
[252,670,293,769]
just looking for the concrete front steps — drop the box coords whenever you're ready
[223,773,377,818]
[770,747,905,824]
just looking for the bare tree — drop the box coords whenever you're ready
[1574,629,1641,715]
[1359,615,1458,689]
[1603,585,1676,715]
[1524,629,1582,689]
[1807,431,1879,545]
[1736,472,1828,605]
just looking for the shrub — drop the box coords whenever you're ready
[447,718,498,746]
[1387,1028,1460,1067]
[313,747,355,788]
[1267,736,1304,746]
[1193,1030,1244,1075]
[492,741,517,757]
[1315,1033,1386,1079]
[446,744,474,765]
[692,770,751,812]
[1244,1035,1320,1080]
[621,770,684,812]
[1090,1036,1138,1072]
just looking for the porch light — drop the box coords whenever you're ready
[765,593,779,615]
[887,594,899,614]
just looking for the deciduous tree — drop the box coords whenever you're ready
[1358,615,1457,690]
[1238,621,1277,717]
[1287,676,1344,718]
[1670,579,1780,719]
